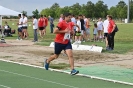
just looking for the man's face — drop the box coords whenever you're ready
[66,15,71,22]
[107,17,110,21]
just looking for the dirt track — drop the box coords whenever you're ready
[0,40,133,69]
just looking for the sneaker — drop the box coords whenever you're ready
[71,69,79,75]
[16,39,19,41]
[44,59,49,70]
[78,41,81,44]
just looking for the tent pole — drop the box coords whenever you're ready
[0,15,6,43]
[0,15,2,26]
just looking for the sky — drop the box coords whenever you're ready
[0,0,128,15]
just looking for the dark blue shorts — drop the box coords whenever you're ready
[54,42,72,55]
[22,26,28,29]
[18,27,22,32]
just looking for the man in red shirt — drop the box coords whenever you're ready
[45,13,79,75]
[38,15,45,38]
[107,15,116,50]
[43,15,48,35]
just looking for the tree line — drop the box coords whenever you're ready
[4,0,133,22]
[39,0,133,22]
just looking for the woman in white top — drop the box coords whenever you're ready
[97,18,103,41]
[22,14,28,39]
[73,16,81,44]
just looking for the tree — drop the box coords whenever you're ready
[116,1,127,21]
[94,1,108,18]
[40,8,53,17]
[130,1,133,21]
[116,1,126,8]
[21,11,27,16]
[32,9,39,19]
[84,1,95,18]
[69,3,81,15]
[108,6,117,18]
[50,3,60,10]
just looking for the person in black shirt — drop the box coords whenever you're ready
[79,15,85,42]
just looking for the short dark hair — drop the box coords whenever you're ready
[40,15,43,17]
[44,15,46,17]
[23,14,26,16]
[63,13,71,17]
[94,23,97,27]
[108,15,113,19]
[32,15,36,18]
[18,14,21,17]
[79,15,83,17]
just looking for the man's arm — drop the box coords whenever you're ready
[111,21,116,33]
[53,27,69,34]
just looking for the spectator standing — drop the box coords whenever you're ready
[93,23,98,42]
[85,18,91,41]
[43,15,48,35]
[107,15,116,50]
[73,16,81,44]
[103,15,109,49]
[79,15,85,42]
[32,15,38,42]
[71,14,77,42]
[38,15,45,38]
[48,16,54,33]
[17,14,23,40]
[97,18,103,42]
[22,14,28,39]
[59,14,64,22]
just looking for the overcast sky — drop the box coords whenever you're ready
[0,0,128,15]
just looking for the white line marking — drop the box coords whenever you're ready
[0,84,10,88]
[0,69,79,88]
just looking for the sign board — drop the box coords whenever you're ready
[49,42,103,53]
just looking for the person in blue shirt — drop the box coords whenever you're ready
[48,16,54,33]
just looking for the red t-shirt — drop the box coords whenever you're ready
[44,18,48,26]
[38,18,44,27]
[54,20,74,44]
[108,20,115,33]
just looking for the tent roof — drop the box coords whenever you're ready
[0,6,21,16]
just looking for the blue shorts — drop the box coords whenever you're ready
[54,42,72,55]
[18,27,22,32]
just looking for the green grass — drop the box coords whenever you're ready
[2,19,133,54]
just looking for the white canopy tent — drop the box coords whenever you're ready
[0,5,21,26]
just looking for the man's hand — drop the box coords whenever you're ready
[64,28,70,33]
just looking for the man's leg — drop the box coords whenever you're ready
[111,32,115,50]
[35,29,38,41]
[50,25,53,33]
[107,34,111,50]
[47,54,59,63]
[45,42,62,70]
[65,42,79,75]
[65,49,74,70]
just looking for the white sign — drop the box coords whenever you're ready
[49,42,103,53]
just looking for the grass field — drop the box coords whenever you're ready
[2,19,133,54]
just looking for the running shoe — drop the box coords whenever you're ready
[71,69,79,75]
